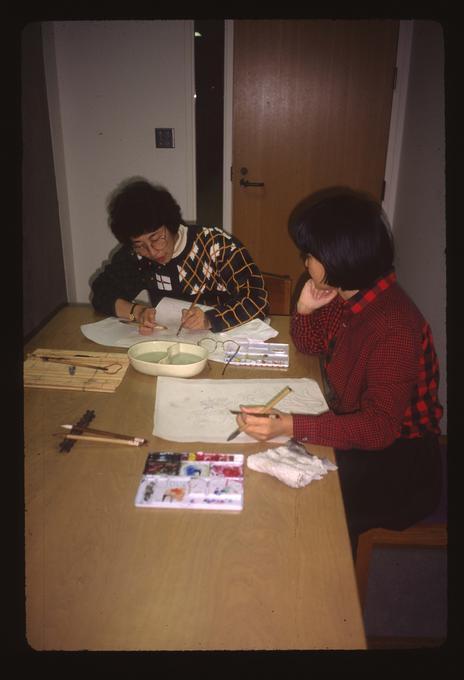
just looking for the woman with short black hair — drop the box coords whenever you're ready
[237,188,443,556]
[91,177,268,333]
[107,178,183,243]
[288,187,395,290]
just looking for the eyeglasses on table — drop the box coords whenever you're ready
[197,338,241,375]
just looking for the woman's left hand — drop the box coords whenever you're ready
[181,306,211,330]
[236,407,294,441]
[138,307,156,335]
[138,307,157,335]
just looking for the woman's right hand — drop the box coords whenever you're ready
[297,279,338,315]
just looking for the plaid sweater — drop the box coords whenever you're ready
[290,271,443,450]
[91,224,268,332]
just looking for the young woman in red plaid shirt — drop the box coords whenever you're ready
[237,188,443,556]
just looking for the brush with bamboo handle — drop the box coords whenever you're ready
[59,424,147,447]
[175,287,205,336]
[62,434,146,447]
[226,386,293,442]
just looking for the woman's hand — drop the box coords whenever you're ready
[138,307,158,335]
[181,306,211,330]
[297,279,338,315]
[236,407,293,441]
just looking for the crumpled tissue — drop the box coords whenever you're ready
[247,438,337,488]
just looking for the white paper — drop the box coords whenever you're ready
[153,377,328,443]
[80,297,278,361]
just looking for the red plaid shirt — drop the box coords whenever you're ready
[290,271,443,450]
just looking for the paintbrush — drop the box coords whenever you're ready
[30,353,122,373]
[119,319,167,329]
[175,287,205,336]
[62,434,147,447]
[229,411,288,417]
[61,424,146,440]
[60,424,147,446]
[226,385,293,441]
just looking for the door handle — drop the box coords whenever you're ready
[240,178,264,188]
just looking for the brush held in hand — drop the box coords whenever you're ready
[226,386,293,442]
[176,287,206,335]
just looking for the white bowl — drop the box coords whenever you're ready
[128,340,208,377]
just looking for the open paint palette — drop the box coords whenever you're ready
[224,342,289,369]
[134,452,244,511]
[128,340,208,377]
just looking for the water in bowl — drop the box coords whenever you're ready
[137,351,168,363]
[170,353,202,365]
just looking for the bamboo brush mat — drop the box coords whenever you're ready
[24,349,130,393]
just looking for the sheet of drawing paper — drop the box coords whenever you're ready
[153,377,328,443]
[80,297,278,357]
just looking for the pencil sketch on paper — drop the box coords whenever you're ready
[153,377,328,443]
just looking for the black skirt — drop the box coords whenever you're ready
[335,434,443,557]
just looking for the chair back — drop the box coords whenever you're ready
[262,272,292,315]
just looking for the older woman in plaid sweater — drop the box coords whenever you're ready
[91,177,268,333]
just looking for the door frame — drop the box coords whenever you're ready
[222,19,414,231]
[222,19,235,232]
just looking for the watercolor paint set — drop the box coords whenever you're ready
[134,451,244,511]
[224,342,289,369]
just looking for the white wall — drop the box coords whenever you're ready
[43,20,196,303]
[392,21,447,432]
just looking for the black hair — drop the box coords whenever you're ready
[107,177,183,244]
[288,187,394,290]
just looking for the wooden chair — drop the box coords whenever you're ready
[355,524,447,611]
[262,272,292,315]
[355,437,448,646]
[356,437,447,608]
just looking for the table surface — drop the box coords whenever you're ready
[24,305,366,650]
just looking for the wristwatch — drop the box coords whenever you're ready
[129,302,138,321]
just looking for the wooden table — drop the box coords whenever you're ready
[24,305,366,650]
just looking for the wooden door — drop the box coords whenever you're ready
[232,20,399,287]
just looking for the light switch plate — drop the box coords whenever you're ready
[155,128,175,148]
